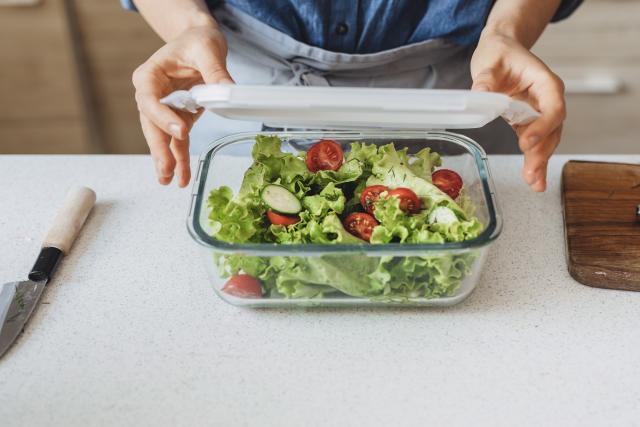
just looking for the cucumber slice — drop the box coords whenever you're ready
[427,206,458,225]
[260,184,302,215]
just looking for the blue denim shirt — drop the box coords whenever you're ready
[121,0,582,54]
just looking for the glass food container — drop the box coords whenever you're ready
[170,85,538,308]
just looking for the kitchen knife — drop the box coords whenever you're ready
[0,186,96,358]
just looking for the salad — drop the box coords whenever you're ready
[207,135,483,301]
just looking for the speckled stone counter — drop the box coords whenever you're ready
[1,154,639,427]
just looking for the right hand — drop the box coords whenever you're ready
[471,32,566,193]
[132,25,234,187]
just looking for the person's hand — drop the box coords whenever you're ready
[471,33,566,192]
[132,25,234,187]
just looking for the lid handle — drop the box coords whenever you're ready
[503,99,541,126]
[160,90,200,114]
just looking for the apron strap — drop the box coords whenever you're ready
[288,63,330,86]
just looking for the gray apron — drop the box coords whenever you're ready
[189,4,518,154]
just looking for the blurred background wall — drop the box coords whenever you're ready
[0,0,638,154]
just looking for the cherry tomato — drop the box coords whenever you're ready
[305,140,343,173]
[221,274,263,298]
[343,212,379,242]
[387,188,421,214]
[359,185,390,215]
[432,169,463,199]
[267,210,300,226]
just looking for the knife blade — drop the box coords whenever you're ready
[0,186,96,359]
[0,280,47,356]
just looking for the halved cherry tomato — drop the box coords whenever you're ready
[343,212,378,242]
[267,210,300,226]
[222,274,263,298]
[432,169,463,199]
[387,188,421,214]
[359,185,389,215]
[305,140,343,173]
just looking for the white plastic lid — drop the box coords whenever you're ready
[161,84,540,130]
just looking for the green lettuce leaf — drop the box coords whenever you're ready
[366,143,469,220]
[215,251,479,299]
[404,147,441,182]
[308,159,363,187]
[345,141,382,172]
[370,196,482,244]
[302,182,346,217]
[308,213,367,244]
[267,211,365,245]
[207,186,268,243]
[240,135,311,200]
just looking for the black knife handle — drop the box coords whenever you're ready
[28,247,64,282]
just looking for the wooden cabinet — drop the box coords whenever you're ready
[0,0,91,153]
[0,0,161,154]
[73,1,162,154]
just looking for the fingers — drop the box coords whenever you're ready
[132,65,189,140]
[193,39,234,84]
[172,109,205,187]
[514,72,564,192]
[195,53,234,85]
[471,69,498,92]
[140,113,176,185]
[530,165,548,193]
[170,136,191,188]
[132,27,233,188]
[519,74,566,152]
[522,126,562,178]
[132,62,195,187]
[521,126,562,192]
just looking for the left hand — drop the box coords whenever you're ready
[471,32,566,192]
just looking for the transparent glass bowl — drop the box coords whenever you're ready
[188,130,502,307]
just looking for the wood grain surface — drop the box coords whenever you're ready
[0,0,91,153]
[42,186,96,254]
[0,0,161,154]
[562,160,640,291]
[73,0,162,154]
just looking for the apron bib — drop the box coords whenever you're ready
[189,4,519,154]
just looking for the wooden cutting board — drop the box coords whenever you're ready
[562,160,640,291]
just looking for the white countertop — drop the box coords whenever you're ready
[1,154,639,427]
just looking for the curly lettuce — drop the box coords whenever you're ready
[216,252,478,299]
[370,196,482,244]
[365,143,468,220]
[207,136,484,300]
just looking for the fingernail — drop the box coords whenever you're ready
[533,168,544,184]
[158,175,173,185]
[169,123,183,139]
[529,169,544,188]
[524,169,537,185]
[528,135,541,147]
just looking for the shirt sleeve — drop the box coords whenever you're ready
[120,0,138,11]
[551,0,583,22]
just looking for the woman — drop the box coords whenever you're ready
[123,0,580,192]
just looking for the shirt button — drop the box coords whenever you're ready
[335,22,348,36]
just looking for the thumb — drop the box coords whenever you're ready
[471,70,495,92]
[193,43,235,85]
[200,64,235,85]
